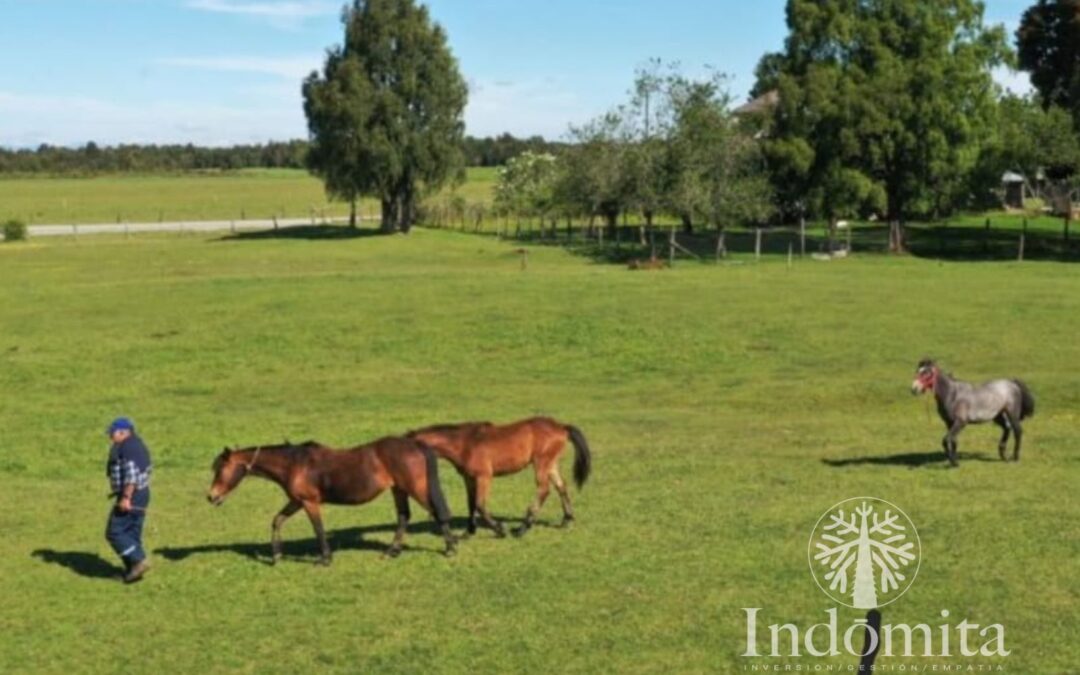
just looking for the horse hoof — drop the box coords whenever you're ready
[317,557,332,566]
[560,518,574,529]
[271,554,282,566]
[444,546,457,558]
[493,528,507,539]
[384,547,402,559]
[512,526,529,538]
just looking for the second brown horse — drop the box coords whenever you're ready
[409,417,592,538]
[207,437,457,564]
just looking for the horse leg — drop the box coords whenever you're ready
[1007,412,1023,462]
[385,487,410,559]
[945,421,966,467]
[474,474,506,538]
[271,500,301,564]
[513,466,551,538]
[462,473,478,536]
[994,414,1011,462]
[301,501,331,566]
[550,466,574,527]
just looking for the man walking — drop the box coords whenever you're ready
[105,417,153,583]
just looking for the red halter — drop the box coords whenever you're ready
[917,367,938,391]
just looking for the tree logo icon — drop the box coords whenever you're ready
[808,497,921,609]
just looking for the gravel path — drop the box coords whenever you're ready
[12,217,354,239]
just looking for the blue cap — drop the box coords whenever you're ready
[106,417,135,436]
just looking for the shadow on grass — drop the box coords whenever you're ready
[154,516,528,565]
[821,450,1001,469]
[217,224,386,242]
[32,549,121,580]
[438,221,1079,266]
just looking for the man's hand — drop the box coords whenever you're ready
[118,496,132,513]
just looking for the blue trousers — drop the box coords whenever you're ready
[105,489,150,567]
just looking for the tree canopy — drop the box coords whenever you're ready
[1018,0,1080,119]
[303,0,467,232]
[762,0,1009,249]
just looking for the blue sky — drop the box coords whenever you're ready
[0,0,1036,147]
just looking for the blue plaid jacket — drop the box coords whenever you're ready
[107,435,152,494]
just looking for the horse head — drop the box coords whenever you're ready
[911,358,939,395]
[207,446,252,506]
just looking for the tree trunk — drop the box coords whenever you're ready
[827,216,837,253]
[799,214,806,257]
[681,213,693,235]
[888,220,906,254]
[380,197,397,233]
[604,211,618,238]
[715,228,726,260]
[349,199,357,228]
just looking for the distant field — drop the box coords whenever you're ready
[0,167,497,225]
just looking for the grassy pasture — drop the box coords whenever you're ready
[0,167,497,225]
[0,228,1077,673]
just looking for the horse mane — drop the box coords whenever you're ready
[408,422,493,436]
[234,439,323,455]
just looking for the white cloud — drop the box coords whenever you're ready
[158,56,321,81]
[185,0,336,19]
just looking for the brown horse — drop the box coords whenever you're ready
[206,438,456,564]
[408,417,592,538]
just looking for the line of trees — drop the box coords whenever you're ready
[0,135,564,176]
[493,63,773,247]
[489,0,1080,248]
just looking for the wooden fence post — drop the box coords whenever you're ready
[788,241,793,269]
[1018,232,1025,262]
[668,227,675,267]
[755,228,762,260]
[799,216,806,257]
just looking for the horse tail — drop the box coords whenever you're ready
[418,442,452,524]
[1014,380,1035,420]
[565,424,592,490]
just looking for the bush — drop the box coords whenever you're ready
[2,219,27,242]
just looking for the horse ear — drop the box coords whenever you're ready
[221,446,232,457]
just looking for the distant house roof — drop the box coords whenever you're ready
[734,90,780,116]
[1002,171,1025,183]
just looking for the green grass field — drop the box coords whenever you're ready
[0,167,498,225]
[0,227,1076,673]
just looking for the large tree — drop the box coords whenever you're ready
[303,0,467,232]
[1017,0,1080,121]
[763,0,1008,251]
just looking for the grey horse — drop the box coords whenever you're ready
[910,359,1035,467]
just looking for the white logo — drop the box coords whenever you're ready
[808,497,920,609]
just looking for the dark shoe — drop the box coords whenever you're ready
[123,560,149,584]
